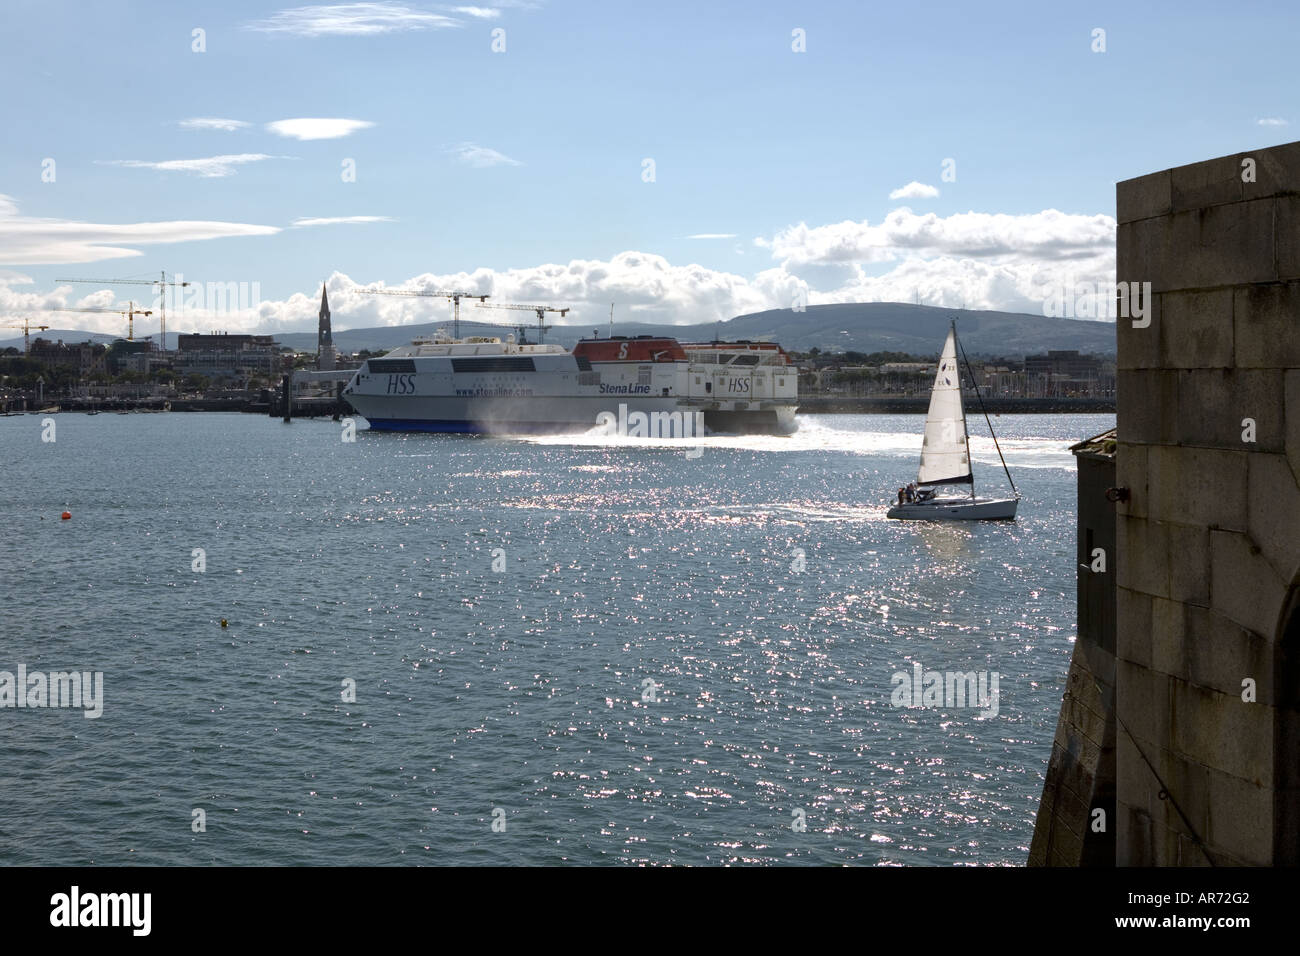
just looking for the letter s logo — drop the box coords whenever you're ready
[618,342,628,360]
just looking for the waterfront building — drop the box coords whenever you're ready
[175,332,281,380]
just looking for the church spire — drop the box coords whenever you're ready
[318,283,332,347]
[317,281,336,370]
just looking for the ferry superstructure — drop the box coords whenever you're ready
[342,332,798,434]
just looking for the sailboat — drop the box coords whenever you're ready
[887,320,1019,521]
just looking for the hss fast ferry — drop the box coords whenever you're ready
[342,332,798,434]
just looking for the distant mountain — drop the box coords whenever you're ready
[0,329,119,350]
[286,303,1117,358]
[2,303,1117,359]
[703,303,1117,356]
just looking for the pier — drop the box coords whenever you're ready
[268,369,355,420]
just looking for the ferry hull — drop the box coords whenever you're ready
[702,406,797,435]
[349,393,703,435]
[887,496,1019,521]
[363,418,585,435]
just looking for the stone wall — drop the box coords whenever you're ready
[1114,142,1300,865]
[1030,441,1117,866]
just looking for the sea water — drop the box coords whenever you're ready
[0,411,1113,865]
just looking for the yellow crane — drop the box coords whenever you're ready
[474,302,569,344]
[1,319,52,354]
[55,272,191,350]
[357,288,489,339]
[45,302,154,341]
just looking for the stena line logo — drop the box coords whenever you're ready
[50,886,151,936]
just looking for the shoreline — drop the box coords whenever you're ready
[6,396,1117,417]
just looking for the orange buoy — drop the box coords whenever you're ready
[61,511,71,520]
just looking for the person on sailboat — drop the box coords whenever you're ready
[897,487,906,506]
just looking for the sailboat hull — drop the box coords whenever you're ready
[887,496,1019,521]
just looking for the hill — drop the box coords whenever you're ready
[1,303,1117,358]
[706,303,1116,356]
[280,303,1117,357]
[0,329,119,350]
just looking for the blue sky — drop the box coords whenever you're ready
[1,0,1296,338]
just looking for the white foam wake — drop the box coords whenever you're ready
[516,415,1082,469]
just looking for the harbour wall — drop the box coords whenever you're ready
[1033,139,1300,865]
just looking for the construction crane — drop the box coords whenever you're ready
[474,302,569,345]
[45,302,154,341]
[1,320,52,354]
[357,288,489,339]
[55,272,191,350]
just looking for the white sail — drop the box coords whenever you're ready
[917,326,972,486]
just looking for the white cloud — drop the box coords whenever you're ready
[452,6,500,17]
[888,181,940,200]
[687,233,736,239]
[247,3,459,36]
[291,215,395,227]
[266,118,374,140]
[0,193,280,266]
[804,256,1103,316]
[758,208,1115,265]
[180,118,251,132]
[3,201,1119,337]
[166,254,775,334]
[447,142,522,167]
[748,207,1116,318]
[98,153,286,178]
[1258,117,1289,127]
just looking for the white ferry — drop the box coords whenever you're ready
[342,332,798,434]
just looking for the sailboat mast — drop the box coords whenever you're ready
[955,320,1019,498]
[954,321,975,500]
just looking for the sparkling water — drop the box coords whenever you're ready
[0,411,1113,865]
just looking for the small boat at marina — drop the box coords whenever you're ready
[888,321,1019,521]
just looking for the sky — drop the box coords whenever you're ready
[1,0,1297,340]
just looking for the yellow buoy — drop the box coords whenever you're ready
[220,619,228,628]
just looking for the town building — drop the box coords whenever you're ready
[27,338,106,377]
[1023,350,1108,397]
[175,332,282,380]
